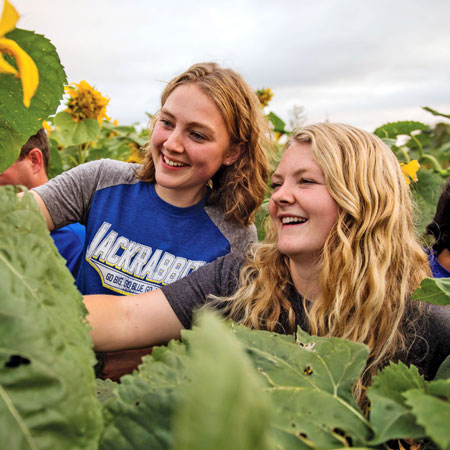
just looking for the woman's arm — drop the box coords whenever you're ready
[83,253,243,352]
[29,190,55,230]
[84,289,184,352]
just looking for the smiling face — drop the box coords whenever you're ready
[268,142,340,264]
[151,83,237,207]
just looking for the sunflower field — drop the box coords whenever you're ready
[1,1,450,449]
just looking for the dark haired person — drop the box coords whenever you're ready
[0,128,85,278]
[426,180,450,277]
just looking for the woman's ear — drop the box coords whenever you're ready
[223,143,244,166]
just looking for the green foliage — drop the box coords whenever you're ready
[53,112,101,147]
[367,362,427,444]
[0,187,102,450]
[411,277,450,305]
[234,326,371,448]
[423,107,450,120]
[172,315,273,450]
[374,121,430,139]
[99,339,189,450]
[267,111,287,134]
[0,29,66,172]
[404,381,450,450]
[2,186,450,450]
[373,110,450,237]
[97,313,450,450]
[410,168,446,235]
[47,117,149,175]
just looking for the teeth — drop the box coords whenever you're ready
[281,216,307,224]
[163,155,186,167]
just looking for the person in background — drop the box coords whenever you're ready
[0,128,85,278]
[426,180,450,277]
[83,123,450,406]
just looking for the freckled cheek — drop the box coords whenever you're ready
[151,127,166,149]
[268,198,277,221]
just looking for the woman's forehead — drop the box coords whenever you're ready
[274,142,322,175]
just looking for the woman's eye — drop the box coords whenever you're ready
[190,131,206,141]
[159,118,173,128]
[299,178,315,184]
[270,182,282,190]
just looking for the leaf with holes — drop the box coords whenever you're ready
[230,326,373,448]
[0,186,102,450]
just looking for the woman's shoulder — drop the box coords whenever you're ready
[66,159,142,189]
[407,302,450,379]
[204,204,258,254]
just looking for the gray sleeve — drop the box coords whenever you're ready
[205,205,258,254]
[33,159,140,228]
[161,253,243,329]
[423,303,450,377]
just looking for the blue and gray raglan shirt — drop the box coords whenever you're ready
[34,159,257,296]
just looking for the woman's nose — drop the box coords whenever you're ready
[164,129,184,153]
[271,183,294,205]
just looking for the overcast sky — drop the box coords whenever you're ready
[12,0,450,131]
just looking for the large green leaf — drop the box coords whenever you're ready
[374,121,429,139]
[172,313,273,450]
[367,362,426,444]
[404,380,450,450]
[410,167,446,236]
[231,326,372,448]
[0,187,102,450]
[100,313,273,450]
[435,355,450,380]
[410,277,450,305]
[99,339,190,450]
[53,112,100,147]
[0,29,66,172]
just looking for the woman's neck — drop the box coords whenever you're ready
[289,258,321,301]
[154,183,207,208]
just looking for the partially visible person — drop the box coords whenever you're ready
[83,123,450,406]
[426,180,450,277]
[1,128,85,278]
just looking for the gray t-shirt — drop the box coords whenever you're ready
[162,253,450,380]
[34,159,257,296]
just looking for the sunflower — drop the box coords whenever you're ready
[65,80,110,124]
[256,87,273,108]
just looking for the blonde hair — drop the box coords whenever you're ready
[138,62,271,226]
[220,123,430,402]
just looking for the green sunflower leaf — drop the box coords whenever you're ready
[0,29,66,172]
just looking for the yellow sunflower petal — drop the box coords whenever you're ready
[0,0,19,37]
[0,37,39,107]
[42,120,52,133]
[400,160,420,185]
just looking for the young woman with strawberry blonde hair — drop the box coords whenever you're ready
[30,62,271,378]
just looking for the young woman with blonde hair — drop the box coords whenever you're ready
[84,123,450,400]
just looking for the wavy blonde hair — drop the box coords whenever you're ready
[220,123,430,401]
[138,62,271,226]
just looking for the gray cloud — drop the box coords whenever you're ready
[13,0,450,130]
